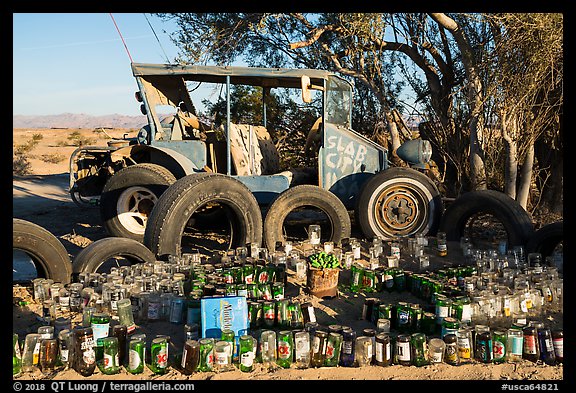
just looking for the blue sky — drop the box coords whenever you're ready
[13,13,181,116]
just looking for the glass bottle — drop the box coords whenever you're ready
[239,335,256,372]
[374,333,391,366]
[117,298,137,334]
[552,330,563,363]
[537,328,556,366]
[522,326,540,362]
[57,329,71,369]
[276,330,294,368]
[492,330,507,364]
[339,327,356,367]
[505,328,524,362]
[456,328,473,362]
[13,333,22,376]
[324,332,343,367]
[112,325,127,367]
[355,336,372,367]
[310,330,328,367]
[214,340,233,372]
[410,333,429,366]
[395,334,411,366]
[444,334,460,365]
[149,336,169,374]
[38,338,58,374]
[181,339,200,375]
[126,336,146,374]
[294,330,311,369]
[98,337,120,375]
[72,327,96,377]
[436,231,448,257]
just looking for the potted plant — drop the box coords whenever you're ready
[306,251,341,298]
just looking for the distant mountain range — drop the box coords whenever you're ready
[13,113,148,129]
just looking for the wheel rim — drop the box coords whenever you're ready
[116,186,158,235]
[369,180,432,238]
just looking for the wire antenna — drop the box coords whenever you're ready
[143,13,171,63]
[109,13,134,63]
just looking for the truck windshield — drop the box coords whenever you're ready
[325,76,352,128]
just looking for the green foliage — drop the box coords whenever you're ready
[13,154,31,176]
[307,251,341,269]
[67,131,95,147]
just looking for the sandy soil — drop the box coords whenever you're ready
[12,128,564,383]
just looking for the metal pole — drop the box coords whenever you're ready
[226,76,231,176]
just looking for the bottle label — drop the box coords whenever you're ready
[457,337,471,359]
[503,299,511,317]
[215,350,229,365]
[384,275,394,288]
[156,347,168,367]
[436,305,449,318]
[493,340,505,359]
[520,299,529,313]
[103,353,118,369]
[241,351,254,367]
[544,288,553,302]
[391,246,400,259]
[91,323,109,341]
[82,347,96,365]
[398,310,410,326]
[295,337,310,356]
[460,304,472,323]
[148,302,161,319]
[181,348,188,369]
[524,336,538,354]
[385,342,391,361]
[60,349,69,362]
[342,340,353,355]
[278,341,291,359]
[445,344,458,362]
[511,336,524,355]
[312,337,320,353]
[397,342,410,361]
[307,307,317,323]
[375,342,383,362]
[552,338,563,358]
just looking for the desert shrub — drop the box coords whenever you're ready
[68,131,95,146]
[14,135,41,154]
[31,133,43,142]
[13,154,31,175]
[40,153,66,164]
[56,140,69,147]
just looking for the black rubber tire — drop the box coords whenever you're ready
[526,221,563,259]
[263,185,352,249]
[100,163,176,242]
[13,218,73,284]
[72,237,157,276]
[438,190,535,247]
[143,173,263,258]
[355,167,444,240]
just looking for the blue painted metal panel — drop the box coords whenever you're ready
[152,140,207,169]
[235,174,290,205]
[319,123,388,208]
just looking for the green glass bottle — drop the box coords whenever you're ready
[324,332,343,367]
[221,329,236,362]
[276,330,294,368]
[13,333,21,376]
[410,333,429,367]
[350,263,363,293]
[148,336,169,374]
[98,337,120,375]
[239,335,256,372]
[126,336,145,374]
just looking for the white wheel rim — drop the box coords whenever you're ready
[116,186,158,235]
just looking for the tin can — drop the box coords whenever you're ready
[324,332,343,367]
[492,330,507,364]
[198,338,215,372]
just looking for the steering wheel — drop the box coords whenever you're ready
[304,117,323,155]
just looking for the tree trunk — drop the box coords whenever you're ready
[501,112,518,199]
[429,13,487,190]
[385,110,407,167]
[517,139,534,210]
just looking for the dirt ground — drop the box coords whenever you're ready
[12,128,564,383]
